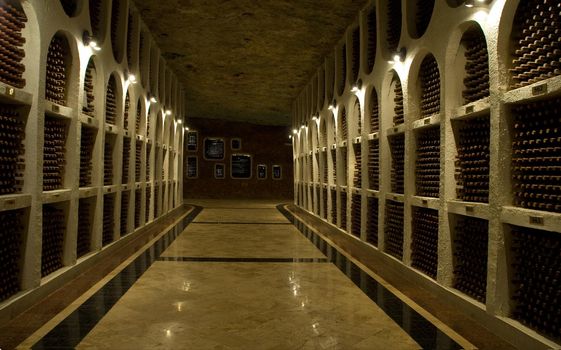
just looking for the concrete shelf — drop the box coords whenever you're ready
[447,200,490,220]
[0,194,32,213]
[503,75,561,105]
[0,82,33,105]
[41,189,72,204]
[412,114,440,131]
[79,114,100,129]
[386,123,405,136]
[44,101,73,120]
[78,187,98,199]
[411,196,439,211]
[501,206,561,234]
[452,98,491,121]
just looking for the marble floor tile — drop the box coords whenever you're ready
[77,262,421,350]
[161,223,327,259]
[194,208,290,223]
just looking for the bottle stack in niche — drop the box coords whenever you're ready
[104,140,113,185]
[83,62,95,116]
[366,197,378,246]
[77,200,91,258]
[102,194,114,246]
[510,0,561,89]
[368,139,379,190]
[0,106,25,195]
[340,191,347,231]
[41,205,64,277]
[455,116,490,203]
[453,216,488,303]
[43,117,66,191]
[416,127,440,198]
[0,209,22,302]
[393,78,404,125]
[351,193,361,238]
[511,225,561,340]
[322,187,328,219]
[414,0,434,37]
[331,188,337,224]
[79,126,95,187]
[0,1,27,89]
[411,207,439,280]
[105,80,117,125]
[110,0,121,58]
[45,36,67,105]
[512,97,561,213]
[419,56,440,118]
[384,200,404,260]
[122,137,130,184]
[353,143,361,188]
[462,30,490,103]
[121,192,129,236]
[389,134,404,194]
[145,186,151,222]
[134,189,141,228]
[135,142,142,180]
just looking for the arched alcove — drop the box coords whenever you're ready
[365,5,377,74]
[110,0,126,63]
[45,33,73,106]
[337,43,346,96]
[123,90,130,130]
[105,74,120,125]
[59,0,79,17]
[338,106,348,142]
[407,0,435,39]
[350,26,360,84]
[82,57,98,117]
[418,54,440,119]
[382,0,402,56]
[89,0,108,42]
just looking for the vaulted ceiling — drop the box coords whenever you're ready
[134,0,368,125]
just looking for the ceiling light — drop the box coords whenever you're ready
[165,110,172,116]
[351,79,363,93]
[177,119,182,124]
[393,48,406,63]
[127,73,137,84]
[328,100,336,111]
[465,0,474,7]
[150,96,157,104]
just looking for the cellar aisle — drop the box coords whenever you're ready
[13,200,474,350]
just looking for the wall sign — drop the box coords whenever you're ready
[204,137,225,160]
[272,165,282,180]
[187,131,198,151]
[231,138,242,150]
[231,154,252,179]
[186,156,198,178]
[257,164,267,179]
[215,163,225,179]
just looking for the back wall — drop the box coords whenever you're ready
[183,118,293,200]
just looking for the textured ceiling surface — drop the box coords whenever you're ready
[134,0,367,125]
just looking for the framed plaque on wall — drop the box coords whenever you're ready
[186,156,198,178]
[231,154,252,179]
[231,138,242,150]
[215,163,225,179]
[257,164,267,179]
[187,131,198,152]
[204,137,225,160]
[272,165,282,180]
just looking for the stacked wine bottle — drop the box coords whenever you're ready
[45,36,68,105]
[353,143,361,188]
[321,151,327,183]
[366,6,377,71]
[331,148,336,183]
[0,1,27,89]
[511,225,561,339]
[83,60,95,116]
[389,134,405,194]
[0,209,23,302]
[104,139,113,185]
[135,101,141,133]
[462,28,490,104]
[393,76,404,125]
[331,188,337,224]
[455,116,490,203]
[77,199,92,258]
[340,108,348,141]
[154,184,160,218]
[105,78,117,125]
[121,191,129,236]
[145,186,151,222]
[411,207,439,279]
[453,215,488,303]
[340,191,347,231]
[0,105,25,195]
[41,204,64,277]
[511,97,561,213]
[89,0,102,38]
[368,139,379,190]
[322,187,328,219]
[384,200,404,260]
[338,44,346,95]
[102,194,114,246]
[127,10,134,65]
[146,143,151,181]
[79,126,95,187]
[366,197,378,246]
[111,0,121,60]
[351,27,360,83]
[124,93,130,130]
[43,117,66,191]
[413,0,434,38]
[510,0,561,89]
[386,0,401,52]
[351,193,361,238]
[122,137,130,184]
[370,90,379,132]
[314,185,320,216]
[135,141,142,181]
[416,127,440,198]
[419,55,440,118]
[134,189,141,228]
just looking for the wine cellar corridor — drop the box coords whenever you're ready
[0,0,560,349]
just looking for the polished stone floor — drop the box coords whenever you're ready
[18,201,470,349]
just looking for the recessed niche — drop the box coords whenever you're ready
[390,73,404,126]
[460,26,489,104]
[59,0,78,17]
[0,0,27,89]
[407,0,434,39]
[82,58,97,117]
[385,0,402,54]
[337,43,347,96]
[102,193,115,246]
[366,6,377,74]
[110,0,125,62]
[105,75,118,125]
[419,54,440,119]
[351,26,360,84]
[45,34,71,106]
[42,202,68,277]
[88,0,104,39]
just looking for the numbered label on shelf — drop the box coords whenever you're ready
[529,216,544,225]
[532,83,548,96]
[4,86,15,97]
[52,104,60,113]
[466,105,475,114]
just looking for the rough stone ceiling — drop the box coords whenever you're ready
[134,0,368,126]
